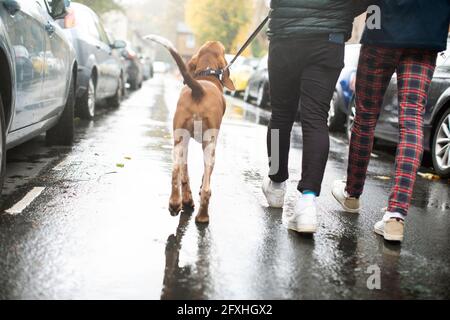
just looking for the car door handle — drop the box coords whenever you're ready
[3,0,21,15]
[45,22,55,36]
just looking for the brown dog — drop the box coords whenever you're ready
[144,35,235,223]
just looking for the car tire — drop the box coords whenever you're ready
[243,86,251,103]
[78,75,96,120]
[130,79,138,91]
[256,83,269,109]
[328,91,346,132]
[346,98,356,143]
[108,75,123,109]
[0,93,7,194]
[432,108,450,178]
[46,75,75,146]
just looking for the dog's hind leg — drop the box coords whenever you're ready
[196,130,218,224]
[169,134,188,216]
[181,145,194,211]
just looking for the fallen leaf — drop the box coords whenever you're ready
[124,157,132,160]
[417,172,440,181]
[374,176,391,181]
[116,163,125,168]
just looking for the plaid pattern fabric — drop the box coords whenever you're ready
[346,45,437,216]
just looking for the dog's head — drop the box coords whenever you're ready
[187,41,235,91]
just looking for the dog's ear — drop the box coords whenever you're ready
[187,54,198,75]
[222,68,235,91]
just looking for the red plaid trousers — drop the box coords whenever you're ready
[346,45,437,215]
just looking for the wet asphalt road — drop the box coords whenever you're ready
[0,75,449,300]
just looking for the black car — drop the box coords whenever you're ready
[346,41,450,178]
[328,44,360,132]
[60,2,126,119]
[122,44,144,91]
[141,56,154,81]
[244,54,270,109]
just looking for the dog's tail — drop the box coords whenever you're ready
[143,35,204,100]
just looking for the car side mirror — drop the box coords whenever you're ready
[2,0,21,16]
[46,0,70,20]
[111,40,127,50]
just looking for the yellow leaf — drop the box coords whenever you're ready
[417,172,440,180]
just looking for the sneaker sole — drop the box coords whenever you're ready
[374,226,403,242]
[262,188,285,209]
[331,191,360,214]
[286,221,317,234]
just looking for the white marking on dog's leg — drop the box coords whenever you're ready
[196,134,217,223]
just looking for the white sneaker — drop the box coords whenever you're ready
[374,216,405,242]
[331,180,361,213]
[283,198,318,233]
[262,176,286,208]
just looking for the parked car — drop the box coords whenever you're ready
[58,2,126,119]
[141,56,154,80]
[243,46,361,120]
[122,44,144,91]
[229,57,258,96]
[153,61,169,74]
[346,40,450,178]
[328,44,360,132]
[0,0,77,192]
[244,54,270,109]
[224,54,243,95]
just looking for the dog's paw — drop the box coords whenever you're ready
[182,200,195,213]
[168,202,182,217]
[195,214,210,224]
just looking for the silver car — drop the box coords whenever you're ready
[0,0,77,193]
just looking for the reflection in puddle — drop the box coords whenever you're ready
[161,211,213,300]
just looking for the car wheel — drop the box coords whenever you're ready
[130,79,138,91]
[432,108,450,178]
[108,76,123,109]
[328,91,346,132]
[243,86,251,103]
[0,94,7,194]
[346,98,356,143]
[46,75,75,146]
[256,84,269,109]
[79,76,96,120]
[121,76,126,97]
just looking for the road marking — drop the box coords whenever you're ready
[53,159,70,171]
[330,136,345,144]
[5,187,46,215]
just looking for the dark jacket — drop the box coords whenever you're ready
[267,0,370,40]
[362,0,450,51]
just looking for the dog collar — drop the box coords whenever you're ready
[195,68,224,82]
